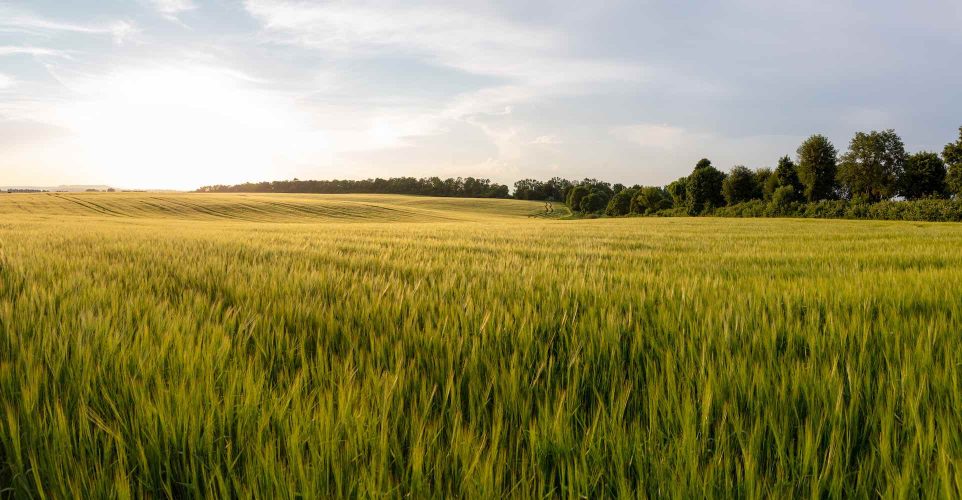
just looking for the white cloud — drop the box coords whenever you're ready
[150,0,198,21]
[244,0,643,106]
[241,0,650,180]
[108,21,138,44]
[244,1,554,69]
[0,8,137,44]
[0,74,13,90]
[0,46,68,57]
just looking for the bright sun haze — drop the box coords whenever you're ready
[58,66,327,189]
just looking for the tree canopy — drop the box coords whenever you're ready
[605,189,636,216]
[686,161,726,215]
[722,166,760,205]
[796,134,838,201]
[631,187,672,215]
[944,127,962,197]
[901,152,946,200]
[579,192,610,214]
[837,129,906,202]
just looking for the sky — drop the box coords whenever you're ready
[1,0,961,190]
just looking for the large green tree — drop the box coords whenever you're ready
[900,152,946,199]
[944,126,962,197]
[722,166,760,205]
[837,129,906,202]
[796,134,838,201]
[685,160,726,214]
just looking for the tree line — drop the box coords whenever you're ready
[197,126,962,221]
[514,126,962,221]
[198,176,510,199]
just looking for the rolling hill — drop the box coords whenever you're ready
[0,192,552,222]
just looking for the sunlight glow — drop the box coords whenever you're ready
[58,66,328,189]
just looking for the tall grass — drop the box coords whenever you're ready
[1,194,961,497]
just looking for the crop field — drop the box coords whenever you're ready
[1,192,961,497]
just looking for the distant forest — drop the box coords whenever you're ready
[199,126,962,221]
[198,177,509,199]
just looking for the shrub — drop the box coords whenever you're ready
[709,198,962,222]
[713,200,768,218]
[771,185,797,209]
[799,200,848,219]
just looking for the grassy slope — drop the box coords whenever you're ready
[1,193,962,497]
[0,192,547,222]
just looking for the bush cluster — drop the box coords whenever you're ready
[712,198,962,222]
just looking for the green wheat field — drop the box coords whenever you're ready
[2,192,961,498]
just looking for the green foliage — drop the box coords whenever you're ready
[755,168,774,201]
[865,198,962,221]
[514,178,547,200]
[685,161,726,215]
[771,185,797,209]
[796,134,838,201]
[630,186,672,214]
[944,126,962,197]
[722,166,760,205]
[604,189,635,216]
[666,177,688,207]
[566,180,614,214]
[774,155,803,199]
[578,191,610,214]
[576,178,614,197]
[901,152,946,200]
[566,186,589,212]
[200,176,511,199]
[715,197,962,222]
[837,129,906,202]
[4,193,962,498]
[513,178,577,201]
